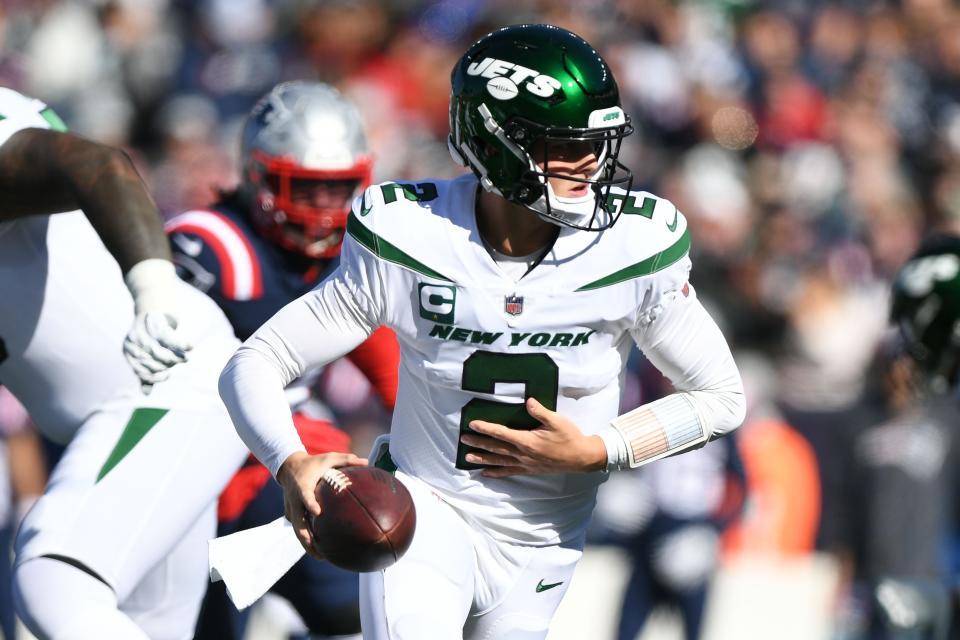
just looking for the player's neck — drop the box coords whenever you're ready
[476,189,558,257]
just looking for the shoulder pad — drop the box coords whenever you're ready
[573,191,690,292]
[0,89,67,148]
[351,181,440,220]
[347,180,445,245]
[166,209,263,300]
[346,179,459,283]
[609,190,688,248]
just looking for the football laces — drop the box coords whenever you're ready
[322,469,352,494]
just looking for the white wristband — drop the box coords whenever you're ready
[124,258,179,315]
[598,424,630,472]
[606,394,709,469]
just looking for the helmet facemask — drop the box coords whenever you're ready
[241,81,372,260]
[513,114,634,230]
[248,150,371,259]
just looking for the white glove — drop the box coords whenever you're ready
[122,259,193,392]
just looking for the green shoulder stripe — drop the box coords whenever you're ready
[575,229,690,292]
[40,107,68,132]
[347,213,454,283]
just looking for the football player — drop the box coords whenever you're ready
[890,233,960,393]
[0,87,360,639]
[219,24,746,639]
[845,235,960,640]
[169,81,398,639]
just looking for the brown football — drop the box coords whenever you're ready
[310,466,416,572]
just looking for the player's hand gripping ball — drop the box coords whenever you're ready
[310,466,416,572]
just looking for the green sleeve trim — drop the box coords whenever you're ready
[575,229,691,291]
[96,408,168,482]
[347,213,454,283]
[373,447,398,474]
[39,107,68,132]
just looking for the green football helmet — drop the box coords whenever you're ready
[448,24,634,231]
[891,234,960,391]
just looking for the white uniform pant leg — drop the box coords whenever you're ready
[359,471,475,639]
[14,401,248,637]
[464,540,582,640]
[13,556,150,640]
[120,502,217,639]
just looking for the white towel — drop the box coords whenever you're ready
[208,516,305,609]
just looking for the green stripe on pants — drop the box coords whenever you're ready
[96,408,168,483]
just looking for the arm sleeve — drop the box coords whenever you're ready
[597,259,745,470]
[633,282,745,440]
[219,235,386,477]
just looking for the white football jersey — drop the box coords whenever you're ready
[344,174,691,544]
[0,88,236,442]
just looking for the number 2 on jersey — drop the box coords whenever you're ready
[456,351,558,470]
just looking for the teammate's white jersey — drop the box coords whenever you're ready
[0,88,236,442]
[222,173,743,546]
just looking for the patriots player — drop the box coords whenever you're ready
[219,25,745,639]
[0,86,363,639]
[169,81,399,638]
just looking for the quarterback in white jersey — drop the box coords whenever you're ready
[220,24,745,639]
[0,87,354,639]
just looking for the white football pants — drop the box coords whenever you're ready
[359,471,583,640]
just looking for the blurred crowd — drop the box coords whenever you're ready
[4,0,960,638]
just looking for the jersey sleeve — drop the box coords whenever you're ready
[630,281,745,439]
[0,88,66,150]
[166,210,267,338]
[635,255,693,326]
[218,228,387,477]
[167,229,222,296]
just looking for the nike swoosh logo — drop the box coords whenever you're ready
[173,233,204,257]
[359,191,373,217]
[536,579,563,593]
[666,206,679,232]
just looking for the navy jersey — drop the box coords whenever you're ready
[166,204,332,341]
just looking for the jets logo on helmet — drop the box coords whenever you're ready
[898,254,960,296]
[448,24,634,232]
[466,57,563,100]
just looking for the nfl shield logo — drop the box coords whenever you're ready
[504,294,524,316]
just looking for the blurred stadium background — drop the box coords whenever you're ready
[4,0,960,638]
